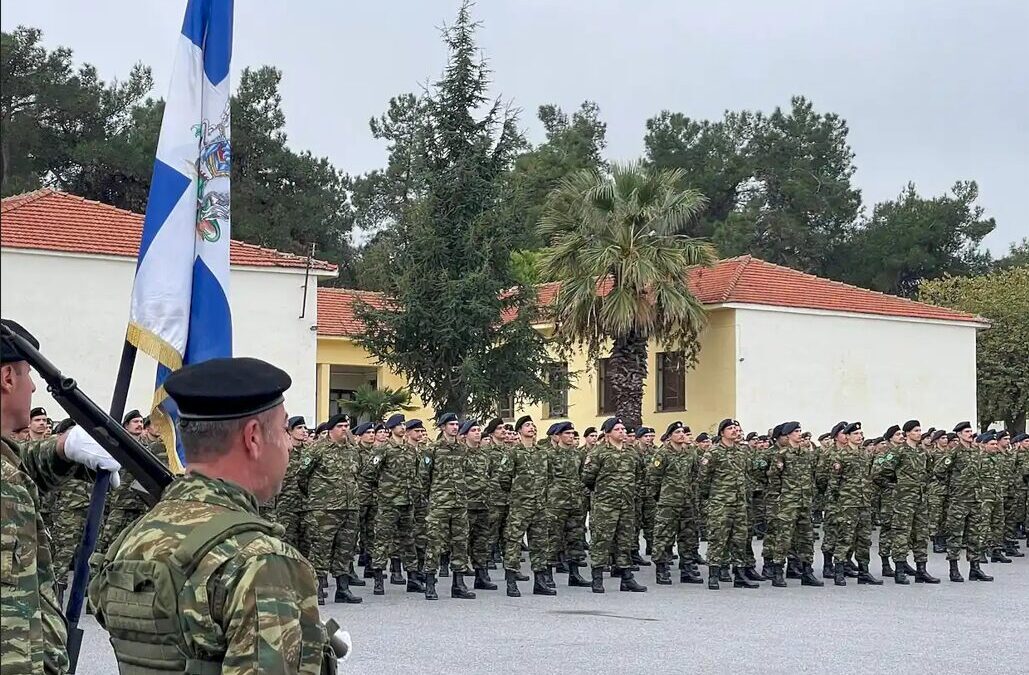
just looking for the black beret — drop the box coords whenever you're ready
[484,417,504,436]
[746,431,758,441]
[314,422,329,435]
[759,434,770,441]
[831,421,849,438]
[770,424,784,440]
[31,406,48,419]
[976,431,996,443]
[995,429,1010,440]
[373,423,385,432]
[515,415,533,432]
[695,432,710,443]
[946,432,958,442]
[665,421,685,438]
[884,425,901,440]
[1011,432,1028,443]
[458,419,480,436]
[353,422,374,436]
[902,420,920,433]
[54,418,77,434]
[551,421,574,435]
[600,417,622,434]
[122,409,143,425]
[385,413,406,430]
[953,421,971,433]
[817,433,830,441]
[931,429,948,442]
[437,412,459,427]
[843,422,862,434]
[164,357,291,421]
[406,419,424,431]
[863,439,876,447]
[717,418,740,435]
[583,427,597,437]
[288,416,306,430]
[545,423,560,436]
[142,416,152,428]
[327,413,350,429]
[503,423,514,431]
[781,421,801,437]
[635,427,654,439]
[1,319,39,364]
[926,427,936,435]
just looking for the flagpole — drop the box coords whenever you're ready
[66,339,137,673]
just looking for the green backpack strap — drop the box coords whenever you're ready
[170,511,280,579]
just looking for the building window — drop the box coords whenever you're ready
[656,351,686,412]
[543,362,569,418]
[597,358,616,415]
[498,393,515,421]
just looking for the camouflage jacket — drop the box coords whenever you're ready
[421,436,468,509]
[872,442,929,499]
[547,443,584,510]
[747,445,774,492]
[828,444,873,508]
[364,437,420,507]
[463,443,492,510]
[981,451,1007,500]
[89,471,332,674]
[698,441,748,505]
[485,441,514,506]
[299,439,361,511]
[647,442,698,507]
[108,439,169,513]
[934,442,987,503]
[767,442,816,503]
[498,441,549,508]
[1,435,80,675]
[580,441,639,508]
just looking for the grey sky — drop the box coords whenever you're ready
[3,0,1026,253]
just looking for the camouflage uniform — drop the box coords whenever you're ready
[1006,446,1029,543]
[546,442,586,566]
[698,441,750,568]
[829,443,874,564]
[47,477,93,579]
[936,441,989,561]
[981,450,1006,555]
[875,441,930,564]
[366,437,420,572]
[499,441,550,573]
[926,444,949,541]
[872,444,896,560]
[421,436,470,574]
[581,441,639,571]
[356,442,377,564]
[485,439,512,560]
[1,435,81,675]
[648,442,701,566]
[764,442,817,566]
[276,443,308,554]
[635,444,658,554]
[97,439,169,555]
[464,442,494,570]
[89,471,335,674]
[299,439,361,579]
[815,441,838,559]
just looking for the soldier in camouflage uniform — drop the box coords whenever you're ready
[1005,433,1029,552]
[828,422,882,586]
[356,421,378,578]
[89,357,339,674]
[461,420,498,591]
[545,421,590,588]
[366,413,424,593]
[420,413,475,600]
[633,427,658,565]
[871,425,903,577]
[926,429,951,553]
[499,416,554,597]
[406,419,431,573]
[982,431,1012,563]
[936,422,993,581]
[273,416,309,553]
[299,414,364,604]
[649,421,703,585]
[581,417,647,594]
[482,418,509,567]
[817,422,848,578]
[874,420,940,584]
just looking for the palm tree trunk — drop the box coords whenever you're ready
[609,332,648,430]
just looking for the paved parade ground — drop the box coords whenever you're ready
[73,535,1026,674]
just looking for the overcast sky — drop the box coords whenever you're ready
[4,0,1026,253]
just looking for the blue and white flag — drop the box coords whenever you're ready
[127,0,234,472]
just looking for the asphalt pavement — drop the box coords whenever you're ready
[72,533,1027,674]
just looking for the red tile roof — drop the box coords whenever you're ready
[320,255,980,337]
[1,189,336,272]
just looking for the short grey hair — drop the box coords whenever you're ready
[177,417,248,463]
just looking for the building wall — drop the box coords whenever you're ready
[0,248,323,423]
[732,305,979,435]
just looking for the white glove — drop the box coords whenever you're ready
[64,425,122,488]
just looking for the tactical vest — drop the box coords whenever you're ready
[91,510,280,674]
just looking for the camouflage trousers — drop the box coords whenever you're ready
[704,499,749,567]
[371,503,417,571]
[503,501,548,572]
[636,495,657,550]
[305,508,359,577]
[468,508,492,569]
[889,492,929,563]
[546,505,585,564]
[589,500,636,570]
[1005,490,1027,541]
[424,506,469,573]
[98,507,145,556]
[764,497,815,565]
[358,503,376,557]
[652,502,700,565]
[490,503,510,554]
[944,500,985,561]
[983,498,1004,551]
[926,484,947,536]
[820,503,838,554]
[832,507,873,564]
[877,487,894,558]
[50,507,88,579]
[748,489,768,536]
[275,499,305,555]
[413,501,429,553]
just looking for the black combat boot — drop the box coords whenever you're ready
[893,562,910,585]
[363,564,375,579]
[733,566,759,589]
[822,552,835,579]
[544,566,557,589]
[406,569,425,593]
[474,568,497,590]
[901,560,917,576]
[743,566,766,582]
[718,567,732,583]
[591,566,606,593]
[533,570,557,596]
[990,548,1012,563]
[346,561,366,587]
[914,562,940,584]
[857,562,883,585]
[968,561,993,582]
[681,564,703,584]
[833,561,847,587]
[693,552,708,566]
[358,551,370,568]
[514,567,529,582]
[631,549,651,567]
[771,563,787,588]
[707,565,721,590]
[424,572,438,600]
[389,558,406,585]
[554,554,569,574]
[619,570,647,592]
[451,572,476,599]
[880,555,895,578]
[317,575,328,605]
[1004,541,1024,557]
[655,562,672,585]
[568,562,591,587]
[761,558,776,581]
[844,558,859,578]
[801,563,824,587]
[506,569,521,597]
[372,569,385,596]
[786,558,803,580]
[335,574,363,604]
[932,535,947,554]
[439,552,451,577]
[948,559,964,582]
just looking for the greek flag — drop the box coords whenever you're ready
[127,0,234,471]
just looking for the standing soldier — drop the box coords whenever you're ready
[483,418,510,568]
[300,416,364,604]
[1006,432,1029,553]
[580,417,647,593]
[926,429,951,553]
[366,413,424,594]
[829,422,883,586]
[818,422,848,578]
[875,420,940,584]
[355,419,378,579]
[649,421,703,585]
[982,431,1011,563]
[421,413,475,600]
[633,427,658,566]
[45,419,94,603]
[462,420,498,591]
[545,421,590,588]
[764,422,822,587]
[275,416,309,553]
[406,419,431,575]
[872,424,902,577]
[499,416,553,597]
[936,423,993,581]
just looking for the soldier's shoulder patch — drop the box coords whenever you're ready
[653,458,661,468]
[874,457,884,464]
[758,459,767,467]
[372,456,382,465]
[944,458,952,465]
[701,457,709,465]
[424,456,432,465]
[500,456,508,465]
[885,453,894,461]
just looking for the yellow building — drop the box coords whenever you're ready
[315,256,983,435]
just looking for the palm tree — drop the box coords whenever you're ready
[539,161,717,428]
[339,384,417,423]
